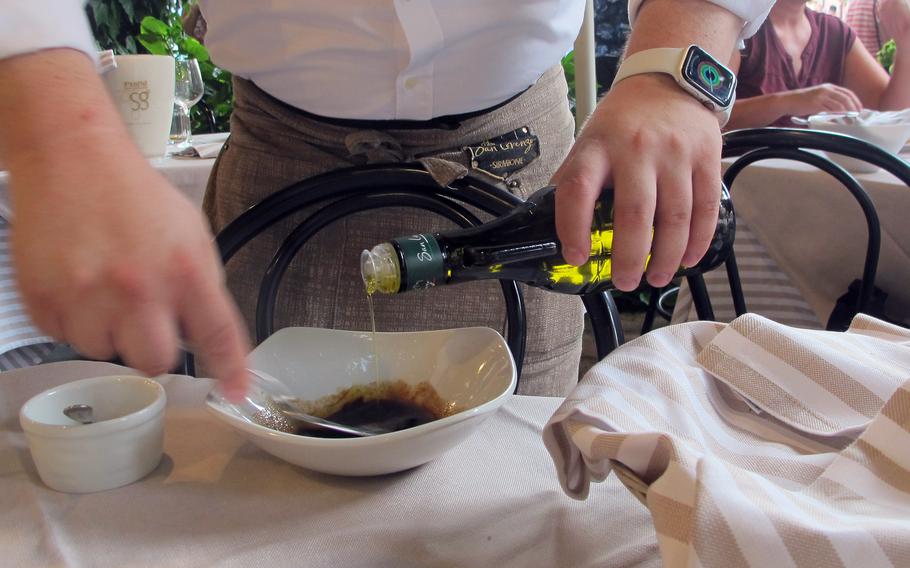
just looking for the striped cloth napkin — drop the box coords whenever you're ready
[544,313,910,568]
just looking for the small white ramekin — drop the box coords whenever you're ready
[19,375,166,493]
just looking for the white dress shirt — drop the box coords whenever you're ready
[628,0,775,44]
[2,1,774,120]
[196,0,585,120]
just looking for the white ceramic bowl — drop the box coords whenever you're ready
[808,115,910,173]
[20,376,166,493]
[206,326,516,476]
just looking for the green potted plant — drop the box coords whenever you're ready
[86,0,232,133]
[878,39,896,74]
[137,9,232,133]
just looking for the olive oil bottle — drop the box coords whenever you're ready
[361,184,734,296]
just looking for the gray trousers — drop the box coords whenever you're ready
[203,65,583,396]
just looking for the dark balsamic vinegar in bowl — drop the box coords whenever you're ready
[293,380,459,438]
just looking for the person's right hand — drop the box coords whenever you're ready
[1,49,250,399]
[782,83,863,116]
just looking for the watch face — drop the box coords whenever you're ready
[682,46,736,108]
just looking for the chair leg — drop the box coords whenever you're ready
[183,353,196,377]
[501,281,526,393]
[725,253,748,317]
[640,286,660,335]
[583,290,625,361]
[687,275,716,321]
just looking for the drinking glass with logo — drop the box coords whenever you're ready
[169,58,205,147]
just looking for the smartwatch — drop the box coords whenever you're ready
[611,45,737,126]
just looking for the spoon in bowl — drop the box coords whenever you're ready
[63,404,94,425]
[246,369,385,437]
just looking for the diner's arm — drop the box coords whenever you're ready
[725,46,866,129]
[553,0,759,290]
[0,49,249,399]
[726,85,864,129]
[843,0,910,110]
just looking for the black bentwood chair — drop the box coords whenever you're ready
[684,127,910,330]
[184,164,627,391]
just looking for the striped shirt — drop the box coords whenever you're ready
[846,0,884,54]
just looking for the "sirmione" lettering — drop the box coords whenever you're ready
[491,157,525,169]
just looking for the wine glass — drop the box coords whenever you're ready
[169,58,205,147]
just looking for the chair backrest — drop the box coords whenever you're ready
[185,164,625,390]
[686,127,910,329]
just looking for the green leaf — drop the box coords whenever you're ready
[877,39,896,74]
[116,0,135,21]
[140,15,169,36]
[111,10,123,39]
[561,51,576,77]
[88,0,110,28]
[88,0,235,130]
[93,2,117,37]
[180,37,210,62]
[637,290,651,306]
[562,51,577,110]
[137,33,169,55]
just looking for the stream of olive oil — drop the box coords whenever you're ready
[365,282,381,383]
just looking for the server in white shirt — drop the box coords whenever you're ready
[0,1,773,397]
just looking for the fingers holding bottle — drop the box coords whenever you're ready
[553,74,723,292]
[552,135,612,267]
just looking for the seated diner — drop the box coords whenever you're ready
[727,0,910,129]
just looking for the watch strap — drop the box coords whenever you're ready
[611,48,686,88]
[611,46,734,126]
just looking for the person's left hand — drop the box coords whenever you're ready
[551,73,723,291]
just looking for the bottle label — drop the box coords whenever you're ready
[395,234,445,290]
[463,127,540,181]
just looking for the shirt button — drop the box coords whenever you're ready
[404,77,419,89]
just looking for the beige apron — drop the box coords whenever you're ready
[203,64,583,396]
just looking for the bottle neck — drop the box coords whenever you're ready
[391,234,448,291]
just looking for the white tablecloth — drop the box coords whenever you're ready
[0,361,659,568]
[0,133,222,215]
[676,152,910,327]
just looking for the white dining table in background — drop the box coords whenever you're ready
[675,150,910,328]
[0,132,225,215]
[0,361,660,568]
